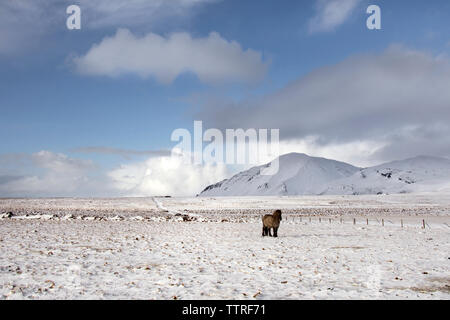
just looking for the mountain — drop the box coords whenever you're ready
[199,153,360,196]
[324,155,450,195]
[199,153,450,196]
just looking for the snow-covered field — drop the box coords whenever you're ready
[1,194,449,299]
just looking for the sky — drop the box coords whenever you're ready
[1,0,450,197]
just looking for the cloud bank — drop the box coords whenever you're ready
[73,29,268,84]
[108,155,228,197]
[0,151,100,197]
[197,45,450,164]
[0,151,229,197]
[72,146,171,160]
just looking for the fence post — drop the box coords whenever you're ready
[422,219,426,229]
[353,218,356,225]
[401,219,403,228]
[382,219,384,227]
[366,218,369,225]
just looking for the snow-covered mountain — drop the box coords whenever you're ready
[199,153,360,196]
[324,155,450,195]
[199,153,450,196]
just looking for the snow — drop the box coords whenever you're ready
[324,155,450,195]
[200,153,450,197]
[0,194,449,299]
[200,153,360,196]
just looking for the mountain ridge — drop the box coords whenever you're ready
[199,153,450,196]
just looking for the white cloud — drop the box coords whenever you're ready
[73,29,268,84]
[31,151,93,173]
[309,0,361,33]
[108,154,228,196]
[0,0,218,54]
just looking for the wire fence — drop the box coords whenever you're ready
[283,215,450,230]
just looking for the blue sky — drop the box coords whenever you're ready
[1,0,450,197]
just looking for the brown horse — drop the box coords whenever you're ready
[262,210,282,237]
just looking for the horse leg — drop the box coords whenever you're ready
[273,227,278,238]
[262,226,266,237]
[268,228,273,237]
